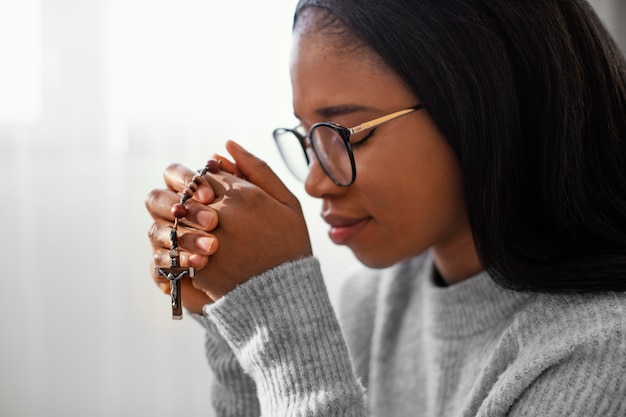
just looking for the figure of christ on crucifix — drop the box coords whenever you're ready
[155,248,195,320]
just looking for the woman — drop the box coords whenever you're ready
[146,0,626,415]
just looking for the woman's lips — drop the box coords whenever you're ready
[323,214,371,245]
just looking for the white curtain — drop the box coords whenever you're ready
[0,1,623,416]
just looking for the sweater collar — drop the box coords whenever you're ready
[420,254,535,338]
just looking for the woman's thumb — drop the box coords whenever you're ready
[225,140,296,205]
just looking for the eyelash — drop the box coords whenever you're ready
[351,128,377,148]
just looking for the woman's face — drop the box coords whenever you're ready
[290,24,481,281]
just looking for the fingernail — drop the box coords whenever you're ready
[197,209,215,229]
[196,185,213,203]
[197,237,216,253]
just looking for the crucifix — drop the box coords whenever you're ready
[155,217,195,320]
[155,248,194,320]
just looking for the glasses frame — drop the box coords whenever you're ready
[273,104,424,186]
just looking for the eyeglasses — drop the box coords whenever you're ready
[272,104,424,186]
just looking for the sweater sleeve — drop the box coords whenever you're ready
[191,313,260,416]
[336,267,381,389]
[203,256,367,416]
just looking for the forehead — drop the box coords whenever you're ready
[289,29,411,119]
[292,7,380,67]
[291,35,367,108]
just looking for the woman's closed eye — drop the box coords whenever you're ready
[351,128,377,148]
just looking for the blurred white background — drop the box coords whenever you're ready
[0,1,623,416]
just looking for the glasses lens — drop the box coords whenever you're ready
[310,125,354,186]
[273,128,310,182]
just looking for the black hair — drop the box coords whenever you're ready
[294,0,626,292]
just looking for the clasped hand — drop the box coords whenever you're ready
[145,140,312,313]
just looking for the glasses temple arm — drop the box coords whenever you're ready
[348,105,424,134]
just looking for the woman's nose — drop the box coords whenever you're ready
[304,155,344,198]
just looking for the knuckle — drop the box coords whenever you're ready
[165,162,183,174]
[165,163,196,191]
[153,249,166,267]
[144,188,160,209]
[145,188,174,213]
[148,222,160,242]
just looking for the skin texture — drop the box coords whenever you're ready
[146,15,483,313]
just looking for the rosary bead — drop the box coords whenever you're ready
[191,175,203,185]
[207,159,221,174]
[171,204,188,219]
[187,182,198,192]
[183,188,194,198]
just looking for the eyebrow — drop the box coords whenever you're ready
[294,103,379,121]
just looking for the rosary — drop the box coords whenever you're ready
[155,159,221,319]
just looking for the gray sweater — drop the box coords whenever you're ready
[195,253,626,416]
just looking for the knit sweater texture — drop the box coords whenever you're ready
[194,253,626,416]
